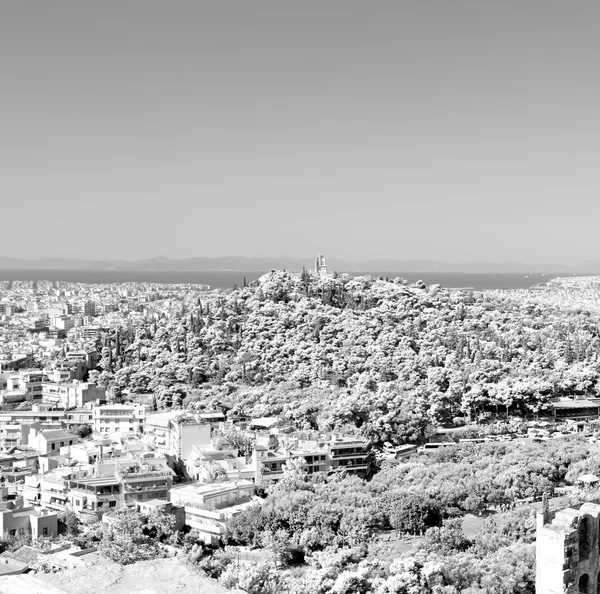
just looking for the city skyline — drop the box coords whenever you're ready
[2,1,600,265]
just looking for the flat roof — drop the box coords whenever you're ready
[7,411,65,417]
[171,480,254,497]
[41,430,78,440]
[71,476,120,486]
[550,399,600,409]
[139,499,169,507]
[0,557,29,574]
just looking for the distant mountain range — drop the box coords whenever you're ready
[2,255,600,273]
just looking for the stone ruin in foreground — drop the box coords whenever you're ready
[537,503,600,593]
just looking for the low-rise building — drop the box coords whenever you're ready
[29,429,78,455]
[186,445,257,483]
[66,407,94,426]
[169,480,258,544]
[0,410,66,425]
[549,398,600,422]
[0,507,57,540]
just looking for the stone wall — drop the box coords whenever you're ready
[536,503,600,593]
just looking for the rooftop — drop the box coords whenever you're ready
[549,399,600,409]
[1,545,42,565]
[171,480,254,498]
[0,555,30,575]
[71,476,120,487]
[40,430,78,441]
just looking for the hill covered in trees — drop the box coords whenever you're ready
[96,270,600,444]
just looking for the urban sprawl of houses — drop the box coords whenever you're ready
[0,279,373,574]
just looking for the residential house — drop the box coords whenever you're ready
[0,507,57,540]
[29,429,78,455]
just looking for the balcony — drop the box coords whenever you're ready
[330,450,369,459]
[119,469,172,479]
[76,508,105,523]
[124,482,169,493]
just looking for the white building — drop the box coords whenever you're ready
[169,480,258,544]
[42,380,105,408]
[93,403,149,435]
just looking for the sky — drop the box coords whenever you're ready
[1,1,600,265]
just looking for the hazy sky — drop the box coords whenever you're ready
[1,1,599,264]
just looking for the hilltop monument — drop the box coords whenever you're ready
[315,255,327,277]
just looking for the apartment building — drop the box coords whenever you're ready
[66,408,94,426]
[145,411,211,459]
[251,433,373,481]
[83,301,96,317]
[50,316,75,332]
[3,369,45,402]
[24,466,94,512]
[0,304,14,317]
[69,477,122,522]
[42,380,105,408]
[0,423,27,452]
[327,435,373,478]
[44,368,72,383]
[0,410,66,425]
[116,460,174,507]
[68,456,173,520]
[93,403,149,435]
[169,480,257,544]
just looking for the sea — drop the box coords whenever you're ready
[0,269,595,291]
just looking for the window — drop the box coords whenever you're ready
[60,442,64,447]
[109,501,116,508]
[69,441,73,445]
[51,443,56,450]
[580,518,592,561]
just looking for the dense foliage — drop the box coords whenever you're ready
[208,438,599,593]
[74,508,177,565]
[96,271,600,444]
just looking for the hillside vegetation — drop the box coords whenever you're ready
[97,271,600,443]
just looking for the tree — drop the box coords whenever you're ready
[2,530,32,552]
[206,463,229,484]
[97,509,170,565]
[59,509,81,537]
[381,491,445,536]
[72,424,92,439]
